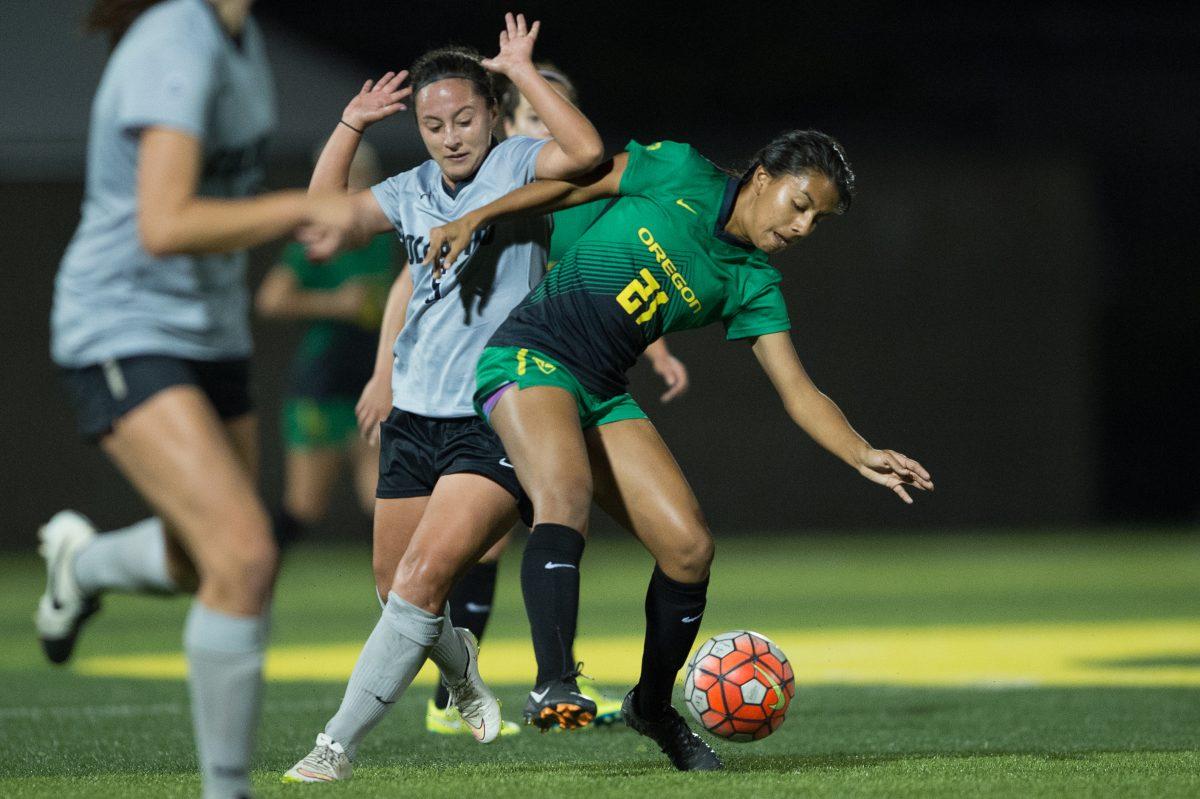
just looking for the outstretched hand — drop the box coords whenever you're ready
[342,71,411,131]
[855,448,934,504]
[423,213,480,276]
[481,13,541,77]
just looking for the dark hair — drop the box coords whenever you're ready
[499,61,578,122]
[409,46,497,111]
[748,130,856,213]
[86,0,168,48]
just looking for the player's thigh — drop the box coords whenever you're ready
[489,385,592,530]
[351,434,380,516]
[391,472,518,610]
[100,386,274,603]
[222,411,260,480]
[282,446,343,522]
[480,529,514,563]
[587,418,713,582]
[373,494,430,598]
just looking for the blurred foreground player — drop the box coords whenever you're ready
[37,1,355,796]
[256,144,397,545]
[282,14,605,783]
[427,131,934,769]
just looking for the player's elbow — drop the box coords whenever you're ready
[138,210,180,258]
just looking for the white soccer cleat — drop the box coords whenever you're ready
[36,510,100,664]
[282,733,352,783]
[444,628,503,743]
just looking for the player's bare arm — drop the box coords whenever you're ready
[355,265,413,444]
[255,266,371,323]
[751,330,934,503]
[137,127,354,256]
[425,153,628,270]
[300,72,411,261]
[481,14,604,179]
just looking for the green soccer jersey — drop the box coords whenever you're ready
[547,201,609,267]
[280,234,396,399]
[489,140,790,398]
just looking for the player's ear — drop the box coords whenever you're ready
[752,164,771,195]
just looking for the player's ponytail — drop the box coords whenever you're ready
[747,130,856,213]
[410,46,497,111]
[86,0,170,48]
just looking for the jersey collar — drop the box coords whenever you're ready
[714,175,755,251]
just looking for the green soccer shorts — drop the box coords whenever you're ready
[474,346,647,430]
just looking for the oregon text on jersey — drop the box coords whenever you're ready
[637,227,702,312]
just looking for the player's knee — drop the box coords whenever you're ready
[659,525,714,582]
[391,548,455,610]
[200,511,278,607]
[531,475,592,529]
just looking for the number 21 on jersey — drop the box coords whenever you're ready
[617,268,668,324]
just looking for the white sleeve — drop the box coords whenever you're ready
[113,35,219,140]
[495,136,550,186]
[369,173,407,234]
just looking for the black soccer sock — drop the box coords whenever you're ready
[521,523,585,686]
[636,565,709,719]
[433,560,499,709]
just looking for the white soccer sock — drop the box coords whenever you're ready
[183,601,269,799]
[324,593,443,759]
[73,517,177,596]
[428,603,469,684]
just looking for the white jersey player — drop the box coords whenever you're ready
[284,13,605,783]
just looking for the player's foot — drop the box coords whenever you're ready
[443,628,503,743]
[621,688,723,772]
[425,698,521,737]
[577,675,623,727]
[282,733,351,783]
[523,664,597,731]
[35,510,101,665]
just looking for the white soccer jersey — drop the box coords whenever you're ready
[370,135,550,417]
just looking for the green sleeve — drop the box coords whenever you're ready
[618,140,703,198]
[280,241,313,281]
[724,268,792,340]
[548,201,609,264]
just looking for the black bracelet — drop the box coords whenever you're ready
[339,119,364,135]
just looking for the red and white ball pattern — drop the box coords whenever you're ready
[682,630,795,742]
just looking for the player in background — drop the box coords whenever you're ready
[256,144,397,546]
[283,14,606,783]
[421,62,689,735]
[36,1,357,797]
[426,131,934,770]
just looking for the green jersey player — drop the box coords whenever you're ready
[427,131,934,770]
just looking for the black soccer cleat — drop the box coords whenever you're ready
[523,668,597,731]
[621,688,723,771]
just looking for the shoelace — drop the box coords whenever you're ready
[308,743,343,773]
[561,661,592,683]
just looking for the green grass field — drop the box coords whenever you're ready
[2,531,1198,798]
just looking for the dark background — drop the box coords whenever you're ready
[2,1,1197,546]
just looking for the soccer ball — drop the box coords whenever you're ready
[682,630,794,742]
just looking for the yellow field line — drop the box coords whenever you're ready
[74,619,1200,687]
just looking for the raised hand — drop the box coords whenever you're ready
[480,13,540,77]
[855,448,934,504]
[342,71,412,131]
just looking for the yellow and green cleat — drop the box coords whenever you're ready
[425,698,521,737]
[576,676,623,727]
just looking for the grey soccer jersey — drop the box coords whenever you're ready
[371,136,549,418]
[51,0,276,367]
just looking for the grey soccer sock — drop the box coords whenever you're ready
[428,603,470,686]
[183,602,269,799]
[74,517,176,596]
[324,593,444,758]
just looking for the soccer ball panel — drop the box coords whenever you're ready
[710,639,736,658]
[740,678,768,705]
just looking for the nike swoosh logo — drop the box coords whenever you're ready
[529,687,550,702]
[681,614,703,623]
[676,198,698,214]
[753,663,786,711]
[372,693,396,706]
[499,457,514,468]
[544,562,577,570]
[464,602,492,613]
